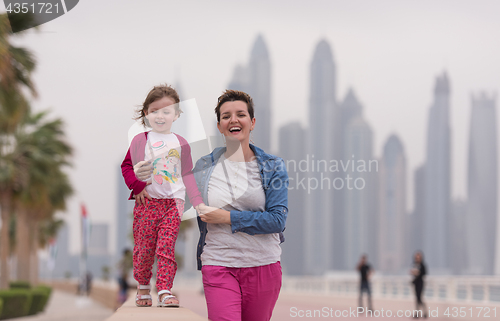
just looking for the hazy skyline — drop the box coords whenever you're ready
[5,0,500,255]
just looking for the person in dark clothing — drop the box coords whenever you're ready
[356,254,373,310]
[117,248,133,305]
[410,251,427,318]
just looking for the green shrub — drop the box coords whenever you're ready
[9,281,31,289]
[33,285,52,313]
[0,298,3,319]
[0,290,32,320]
[27,288,46,315]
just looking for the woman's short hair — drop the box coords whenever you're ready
[215,89,254,122]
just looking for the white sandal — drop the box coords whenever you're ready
[157,289,179,308]
[135,284,152,307]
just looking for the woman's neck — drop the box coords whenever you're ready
[225,140,254,162]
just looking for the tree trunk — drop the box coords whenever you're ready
[0,194,11,289]
[29,219,39,285]
[15,206,30,282]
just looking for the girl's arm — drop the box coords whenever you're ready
[180,138,203,208]
[121,148,147,197]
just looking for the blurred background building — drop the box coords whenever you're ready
[465,93,498,275]
[43,34,499,279]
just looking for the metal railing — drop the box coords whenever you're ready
[281,275,500,305]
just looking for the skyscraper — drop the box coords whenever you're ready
[227,34,271,152]
[343,112,375,270]
[450,199,467,275]
[378,134,406,274]
[409,165,425,256]
[465,92,497,275]
[423,72,451,272]
[337,88,363,270]
[278,122,306,275]
[305,39,338,274]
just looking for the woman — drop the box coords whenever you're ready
[194,89,288,321]
[410,251,427,318]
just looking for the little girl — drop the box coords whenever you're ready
[121,84,203,307]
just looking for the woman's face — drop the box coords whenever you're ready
[414,252,422,263]
[217,100,255,143]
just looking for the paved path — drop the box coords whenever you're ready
[174,286,490,320]
[104,291,206,321]
[14,290,113,321]
[20,285,494,321]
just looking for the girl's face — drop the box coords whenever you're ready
[217,100,255,144]
[145,96,178,134]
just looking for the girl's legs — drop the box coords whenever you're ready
[202,262,282,321]
[156,199,183,301]
[133,199,160,305]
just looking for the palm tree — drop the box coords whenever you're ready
[28,170,72,284]
[13,111,72,282]
[0,12,37,133]
[0,12,38,289]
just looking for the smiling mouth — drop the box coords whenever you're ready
[229,127,241,132]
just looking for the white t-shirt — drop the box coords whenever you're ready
[144,132,185,200]
[202,154,281,267]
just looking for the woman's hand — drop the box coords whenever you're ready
[198,204,231,224]
[135,188,152,206]
[134,160,153,183]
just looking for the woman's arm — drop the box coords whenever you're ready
[231,158,288,235]
[200,158,288,235]
[420,263,426,277]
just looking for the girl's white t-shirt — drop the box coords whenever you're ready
[144,132,185,200]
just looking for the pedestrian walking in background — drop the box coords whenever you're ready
[357,254,373,310]
[117,248,132,305]
[411,251,427,318]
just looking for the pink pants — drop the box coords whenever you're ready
[202,262,282,321]
[133,198,183,292]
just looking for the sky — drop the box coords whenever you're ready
[4,0,500,254]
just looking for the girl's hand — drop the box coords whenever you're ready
[134,160,153,183]
[198,204,231,224]
[194,203,205,214]
[136,188,152,206]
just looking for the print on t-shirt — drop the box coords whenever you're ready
[152,147,181,185]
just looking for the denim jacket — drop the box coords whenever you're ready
[193,144,289,270]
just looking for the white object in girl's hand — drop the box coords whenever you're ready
[134,160,153,183]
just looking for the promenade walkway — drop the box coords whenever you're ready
[13,290,113,321]
[174,285,492,320]
[14,281,496,320]
[104,290,206,321]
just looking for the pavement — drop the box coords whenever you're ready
[14,290,113,321]
[104,290,206,321]
[12,285,496,321]
[174,286,493,320]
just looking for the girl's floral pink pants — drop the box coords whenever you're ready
[132,198,184,292]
